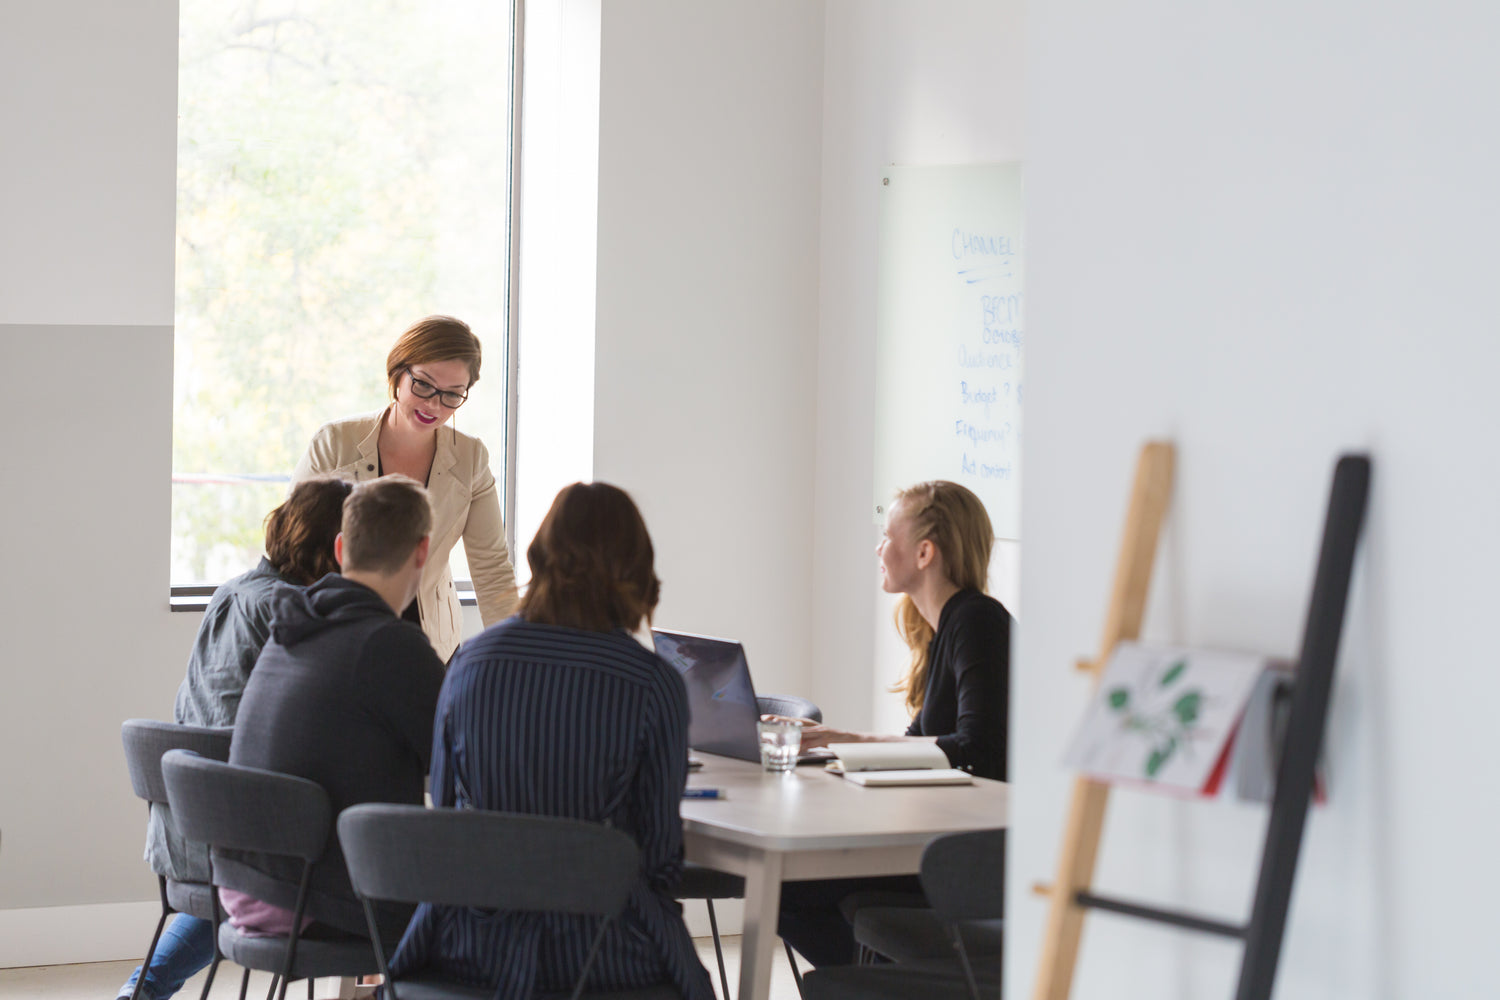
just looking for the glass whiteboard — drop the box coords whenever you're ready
[874,163,1023,539]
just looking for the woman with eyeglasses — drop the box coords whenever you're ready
[292,315,519,661]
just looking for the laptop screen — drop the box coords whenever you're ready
[651,629,761,762]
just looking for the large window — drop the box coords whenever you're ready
[171,0,519,586]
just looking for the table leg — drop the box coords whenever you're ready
[736,850,785,1000]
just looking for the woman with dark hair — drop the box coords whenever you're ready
[389,482,714,1000]
[292,315,519,661]
[117,477,353,1000]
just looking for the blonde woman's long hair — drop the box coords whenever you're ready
[889,481,994,715]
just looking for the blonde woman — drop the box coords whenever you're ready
[776,480,1011,966]
[292,316,518,661]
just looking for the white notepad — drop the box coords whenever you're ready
[838,768,973,787]
[826,742,973,786]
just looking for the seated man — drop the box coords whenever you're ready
[217,475,446,944]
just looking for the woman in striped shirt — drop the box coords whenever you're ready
[389,482,714,1000]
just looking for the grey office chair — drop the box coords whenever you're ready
[678,694,823,998]
[161,750,378,1000]
[120,720,235,1000]
[338,802,679,1000]
[851,904,1003,965]
[802,829,1004,1000]
[755,694,822,724]
[842,826,1003,965]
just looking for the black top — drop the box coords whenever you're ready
[222,574,446,938]
[905,588,1011,781]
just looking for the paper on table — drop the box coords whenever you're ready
[839,768,973,787]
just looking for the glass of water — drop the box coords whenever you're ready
[757,718,803,773]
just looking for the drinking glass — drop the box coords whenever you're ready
[757,718,803,773]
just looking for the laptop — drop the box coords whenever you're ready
[651,628,829,765]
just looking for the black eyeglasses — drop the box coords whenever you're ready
[406,368,469,409]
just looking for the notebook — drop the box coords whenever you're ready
[825,742,973,786]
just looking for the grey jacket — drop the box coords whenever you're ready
[144,558,290,881]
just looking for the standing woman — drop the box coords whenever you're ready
[292,315,518,661]
[775,480,1011,967]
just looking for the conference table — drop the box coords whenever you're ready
[680,753,1009,1000]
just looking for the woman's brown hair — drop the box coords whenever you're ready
[889,480,994,714]
[385,315,483,400]
[520,482,661,633]
[264,477,355,585]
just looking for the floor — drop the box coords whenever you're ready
[0,935,805,1000]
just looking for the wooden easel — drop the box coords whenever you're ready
[1032,447,1371,1000]
[1031,440,1176,1000]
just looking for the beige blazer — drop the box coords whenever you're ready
[292,408,519,661]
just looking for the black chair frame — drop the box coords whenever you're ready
[120,720,237,1000]
[162,749,373,1000]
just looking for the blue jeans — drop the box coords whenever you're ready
[117,913,215,1000]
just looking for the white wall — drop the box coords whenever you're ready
[814,0,1025,735]
[1009,3,1500,998]
[592,0,825,699]
[0,2,177,328]
[0,0,198,962]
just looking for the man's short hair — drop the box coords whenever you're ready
[341,476,433,574]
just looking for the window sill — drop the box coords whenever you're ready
[169,584,479,613]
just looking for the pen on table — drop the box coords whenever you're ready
[683,788,726,800]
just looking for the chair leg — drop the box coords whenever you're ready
[704,900,732,1000]
[131,885,173,1000]
[202,864,226,1000]
[307,977,315,999]
[236,966,251,1000]
[197,955,223,1000]
[952,935,981,1000]
[783,940,805,998]
[265,973,280,1000]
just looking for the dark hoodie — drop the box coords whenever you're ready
[219,573,445,940]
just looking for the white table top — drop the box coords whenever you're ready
[680,752,1009,852]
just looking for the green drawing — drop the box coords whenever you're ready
[1105,658,1203,779]
[1160,659,1187,686]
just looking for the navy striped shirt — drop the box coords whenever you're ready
[388,617,714,1000]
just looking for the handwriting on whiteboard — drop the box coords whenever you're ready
[953,232,1022,495]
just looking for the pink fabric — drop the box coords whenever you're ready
[219,887,314,938]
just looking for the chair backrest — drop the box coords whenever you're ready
[338,804,639,917]
[756,694,823,724]
[161,750,332,862]
[920,828,1005,922]
[122,719,233,806]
